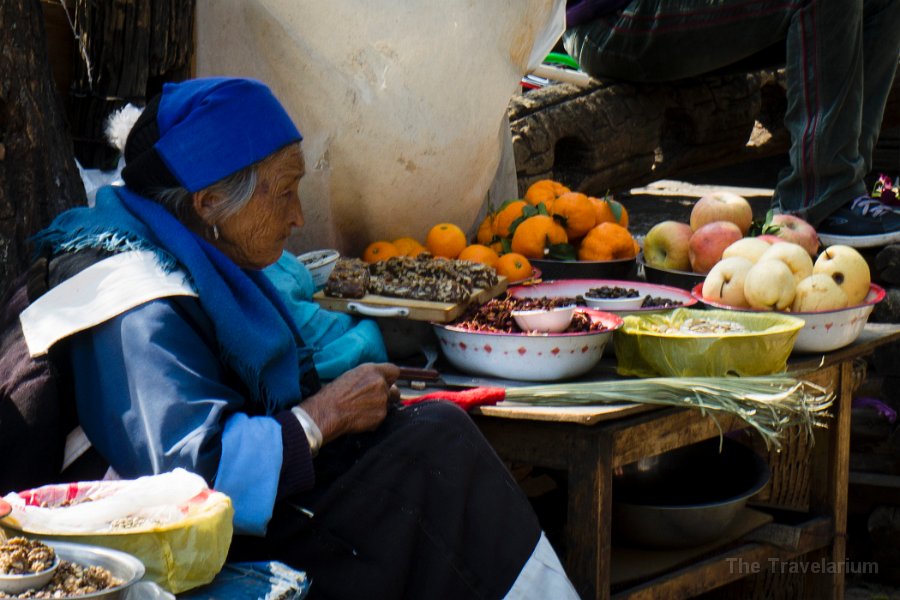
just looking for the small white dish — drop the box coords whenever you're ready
[0,557,59,595]
[583,294,646,311]
[297,249,340,290]
[511,305,576,333]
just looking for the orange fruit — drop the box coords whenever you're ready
[495,252,533,282]
[610,199,629,229]
[524,179,570,206]
[363,240,401,263]
[590,196,629,228]
[492,200,528,238]
[476,215,495,245]
[550,192,597,239]
[392,236,427,257]
[577,222,637,261]
[510,215,568,260]
[425,223,468,259]
[590,197,614,224]
[458,244,500,267]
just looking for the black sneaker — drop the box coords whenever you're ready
[817,196,900,248]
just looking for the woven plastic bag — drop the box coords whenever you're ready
[194,0,565,256]
[0,469,233,594]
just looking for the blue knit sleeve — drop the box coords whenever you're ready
[263,251,388,380]
[68,297,298,535]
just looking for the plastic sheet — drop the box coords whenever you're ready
[613,308,805,378]
[1,470,233,594]
[181,562,310,600]
[194,0,565,256]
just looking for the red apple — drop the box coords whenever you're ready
[688,221,744,274]
[643,220,694,271]
[690,191,754,234]
[769,214,819,257]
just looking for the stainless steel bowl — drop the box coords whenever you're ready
[613,436,770,549]
[39,541,145,599]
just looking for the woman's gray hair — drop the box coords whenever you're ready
[151,163,258,226]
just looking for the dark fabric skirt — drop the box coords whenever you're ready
[230,401,541,600]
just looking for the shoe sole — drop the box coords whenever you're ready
[817,229,900,249]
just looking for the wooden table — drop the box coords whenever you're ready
[469,323,900,599]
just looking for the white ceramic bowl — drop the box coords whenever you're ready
[0,557,59,595]
[691,283,886,353]
[509,278,697,315]
[432,309,623,381]
[297,249,340,290]
[583,294,646,312]
[511,305,576,333]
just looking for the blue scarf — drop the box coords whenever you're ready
[32,186,318,414]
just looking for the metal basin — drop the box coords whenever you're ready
[35,541,145,599]
[613,436,770,549]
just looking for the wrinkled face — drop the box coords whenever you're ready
[213,145,305,269]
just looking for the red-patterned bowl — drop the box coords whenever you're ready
[691,283,885,353]
[431,309,623,381]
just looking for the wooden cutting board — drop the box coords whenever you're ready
[312,276,508,323]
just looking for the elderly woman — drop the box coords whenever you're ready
[31,78,578,599]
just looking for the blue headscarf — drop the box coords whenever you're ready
[122,77,303,195]
[33,77,317,413]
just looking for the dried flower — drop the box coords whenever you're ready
[872,173,899,207]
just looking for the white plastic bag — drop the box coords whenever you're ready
[76,157,124,206]
[2,469,208,534]
[194,0,565,256]
[1,469,234,593]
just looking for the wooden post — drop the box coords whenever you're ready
[67,0,196,169]
[0,0,86,293]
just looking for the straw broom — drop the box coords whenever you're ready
[403,374,834,449]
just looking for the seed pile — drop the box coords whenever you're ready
[0,538,123,598]
[640,296,680,308]
[652,317,748,335]
[585,285,640,299]
[0,538,55,575]
[325,253,499,303]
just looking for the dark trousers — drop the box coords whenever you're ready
[230,401,541,600]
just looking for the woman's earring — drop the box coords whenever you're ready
[212,225,220,240]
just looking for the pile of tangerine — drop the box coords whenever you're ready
[358,178,638,283]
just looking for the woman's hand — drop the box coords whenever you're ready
[299,362,400,445]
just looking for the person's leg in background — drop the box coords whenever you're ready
[564,0,900,246]
[775,0,900,228]
[564,1,795,84]
[858,0,900,180]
